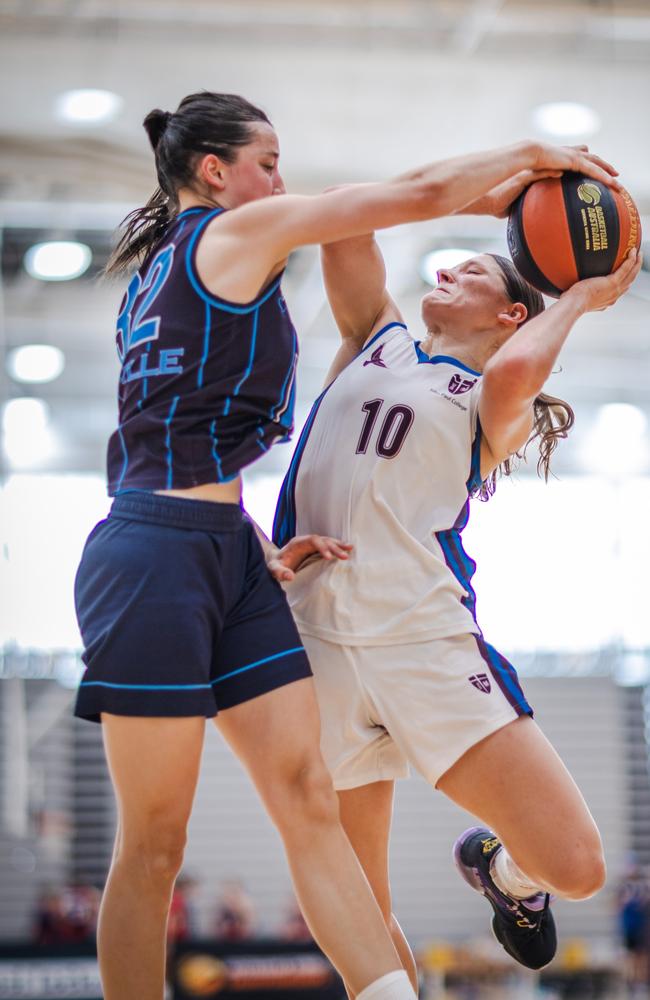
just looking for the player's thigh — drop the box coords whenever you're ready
[102,714,205,846]
[437,715,603,880]
[337,781,395,918]
[215,677,337,825]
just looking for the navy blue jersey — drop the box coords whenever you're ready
[106,206,298,494]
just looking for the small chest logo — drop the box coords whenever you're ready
[469,673,491,694]
[448,373,477,395]
[363,345,387,368]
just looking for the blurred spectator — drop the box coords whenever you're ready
[279,895,312,942]
[33,883,99,944]
[213,879,256,941]
[33,887,69,945]
[61,882,100,941]
[617,856,650,995]
[168,874,200,945]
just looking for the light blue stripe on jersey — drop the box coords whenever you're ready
[138,342,153,409]
[164,395,180,489]
[271,327,298,426]
[223,307,260,417]
[232,307,259,397]
[185,209,283,315]
[197,301,212,389]
[210,419,225,481]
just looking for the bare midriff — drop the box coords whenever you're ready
[155,475,242,504]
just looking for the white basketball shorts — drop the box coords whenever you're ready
[303,631,532,790]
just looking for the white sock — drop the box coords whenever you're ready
[491,847,543,900]
[356,970,417,1000]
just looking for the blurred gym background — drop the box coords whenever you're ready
[1,1,650,998]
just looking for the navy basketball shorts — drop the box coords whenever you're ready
[74,492,312,723]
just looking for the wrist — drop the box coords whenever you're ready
[514,139,540,171]
[560,283,590,316]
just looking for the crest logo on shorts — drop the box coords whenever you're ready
[448,373,477,395]
[363,345,387,368]
[469,673,491,694]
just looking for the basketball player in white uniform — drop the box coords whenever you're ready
[273,222,641,989]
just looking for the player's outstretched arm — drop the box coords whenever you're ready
[201,142,620,303]
[479,249,642,472]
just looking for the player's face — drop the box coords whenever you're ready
[225,124,285,206]
[420,255,516,334]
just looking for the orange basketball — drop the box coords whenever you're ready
[507,172,642,298]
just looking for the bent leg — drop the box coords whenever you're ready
[438,715,606,899]
[338,782,418,997]
[216,679,408,997]
[99,715,206,1000]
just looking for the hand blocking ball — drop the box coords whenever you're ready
[507,172,642,298]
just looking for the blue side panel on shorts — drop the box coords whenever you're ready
[473,635,532,716]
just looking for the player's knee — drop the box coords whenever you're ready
[547,841,606,900]
[563,849,606,899]
[278,755,340,830]
[118,816,188,886]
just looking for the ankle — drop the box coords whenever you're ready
[490,848,543,901]
[356,970,417,999]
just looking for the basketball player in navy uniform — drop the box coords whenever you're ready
[73,90,625,1000]
[273,213,640,991]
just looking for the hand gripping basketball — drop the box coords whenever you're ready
[507,155,642,297]
[564,248,643,313]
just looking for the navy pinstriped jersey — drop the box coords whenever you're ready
[106,206,298,495]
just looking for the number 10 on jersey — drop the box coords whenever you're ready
[355,398,415,458]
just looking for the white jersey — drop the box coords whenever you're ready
[273,322,485,645]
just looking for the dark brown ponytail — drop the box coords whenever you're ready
[105,92,271,277]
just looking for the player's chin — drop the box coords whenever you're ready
[420,296,449,325]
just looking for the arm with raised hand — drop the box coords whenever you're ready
[320,232,404,385]
[479,250,642,474]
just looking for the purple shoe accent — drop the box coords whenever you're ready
[453,826,518,915]
[453,826,487,893]
[520,892,548,912]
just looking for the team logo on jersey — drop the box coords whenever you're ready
[468,673,491,694]
[448,373,477,395]
[363,345,387,368]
